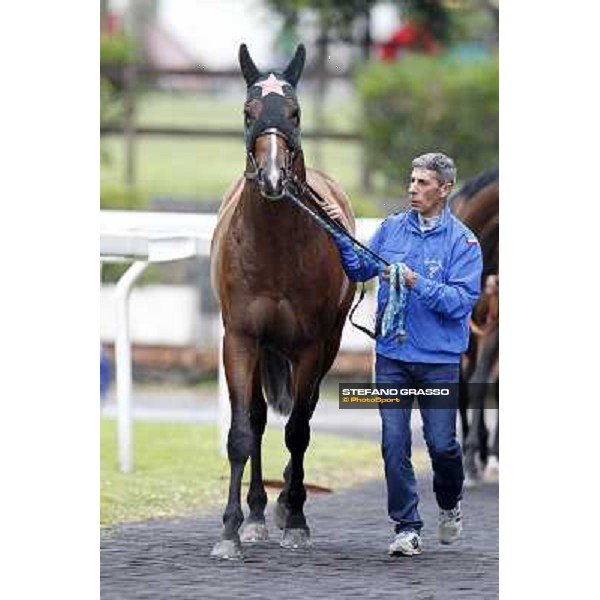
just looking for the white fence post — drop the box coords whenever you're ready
[114,261,148,473]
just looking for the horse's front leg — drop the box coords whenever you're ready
[210,333,257,560]
[280,344,321,550]
[240,371,269,542]
[275,385,320,531]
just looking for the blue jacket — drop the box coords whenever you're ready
[332,206,482,364]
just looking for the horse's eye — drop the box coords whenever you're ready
[244,110,252,126]
[290,110,300,126]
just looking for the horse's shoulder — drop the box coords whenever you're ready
[210,177,246,295]
[306,168,348,203]
[212,177,245,238]
[306,168,355,232]
[217,176,246,217]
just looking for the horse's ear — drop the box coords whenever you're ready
[239,44,260,86]
[283,44,306,87]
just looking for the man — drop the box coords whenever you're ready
[323,153,482,556]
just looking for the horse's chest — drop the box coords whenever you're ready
[233,235,329,291]
[240,295,319,346]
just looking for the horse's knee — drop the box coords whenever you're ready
[227,424,253,463]
[249,403,267,436]
[285,417,310,454]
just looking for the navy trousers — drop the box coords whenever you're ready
[375,354,464,533]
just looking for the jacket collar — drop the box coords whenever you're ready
[407,203,451,234]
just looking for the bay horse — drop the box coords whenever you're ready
[450,167,499,485]
[209,44,356,559]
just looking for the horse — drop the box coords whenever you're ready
[464,273,499,484]
[209,44,356,559]
[449,167,499,485]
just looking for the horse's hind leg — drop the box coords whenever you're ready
[458,366,470,444]
[210,333,257,560]
[483,375,499,482]
[460,337,476,444]
[280,345,321,550]
[464,383,485,487]
[240,370,269,542]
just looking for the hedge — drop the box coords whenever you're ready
[100,33,136,66]
[356,53,498,189]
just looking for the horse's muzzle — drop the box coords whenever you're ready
[258,167,285,200]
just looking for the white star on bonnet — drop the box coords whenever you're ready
[255,73,287,97]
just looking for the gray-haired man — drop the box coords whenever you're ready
[324,153,482,556]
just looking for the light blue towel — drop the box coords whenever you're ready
[381,263,408,342]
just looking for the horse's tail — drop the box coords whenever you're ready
[260,347,293,416]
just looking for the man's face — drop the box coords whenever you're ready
[408,168,452,217]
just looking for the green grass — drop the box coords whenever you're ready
[101,418,423,527]
[101,137,242,198]
[101,136,368,201]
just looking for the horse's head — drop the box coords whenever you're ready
[239,43,305,200]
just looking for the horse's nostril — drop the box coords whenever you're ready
[260,168,283,198]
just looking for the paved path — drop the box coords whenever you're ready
[101,478,498,599]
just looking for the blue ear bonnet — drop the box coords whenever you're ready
[244,73,302,153]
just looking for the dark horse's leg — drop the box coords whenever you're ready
[458,365,471,445]
[464,387,485,487]
[275,323,341,533]
[464,330,498,487]
[240,369,269,542]
[491,382,499,458]
[482,375,499,482]
[211,333,258,560]
[274,387,319,532]
[459,335,477,445]
[280,344,322,549]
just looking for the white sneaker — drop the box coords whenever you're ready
[388,530,423,556]
[439,503,462,545]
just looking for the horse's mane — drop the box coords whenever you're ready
[450,166,499,206]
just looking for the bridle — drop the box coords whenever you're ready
[244,128,298,200]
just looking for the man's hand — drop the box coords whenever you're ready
[382,264,418,288]
[322,203,344,222]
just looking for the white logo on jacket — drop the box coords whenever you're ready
[424,258,443,279]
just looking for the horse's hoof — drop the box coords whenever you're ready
[281,528,312,550]
[240,520,269,543]
[482,457,499,483]
[210,538,244,560]
[274,501,288,530]
[464,475,480,489]
[464,457,480,488]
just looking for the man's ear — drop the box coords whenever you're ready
[441,181,453,198]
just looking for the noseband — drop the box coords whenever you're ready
[244,128,297,199]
